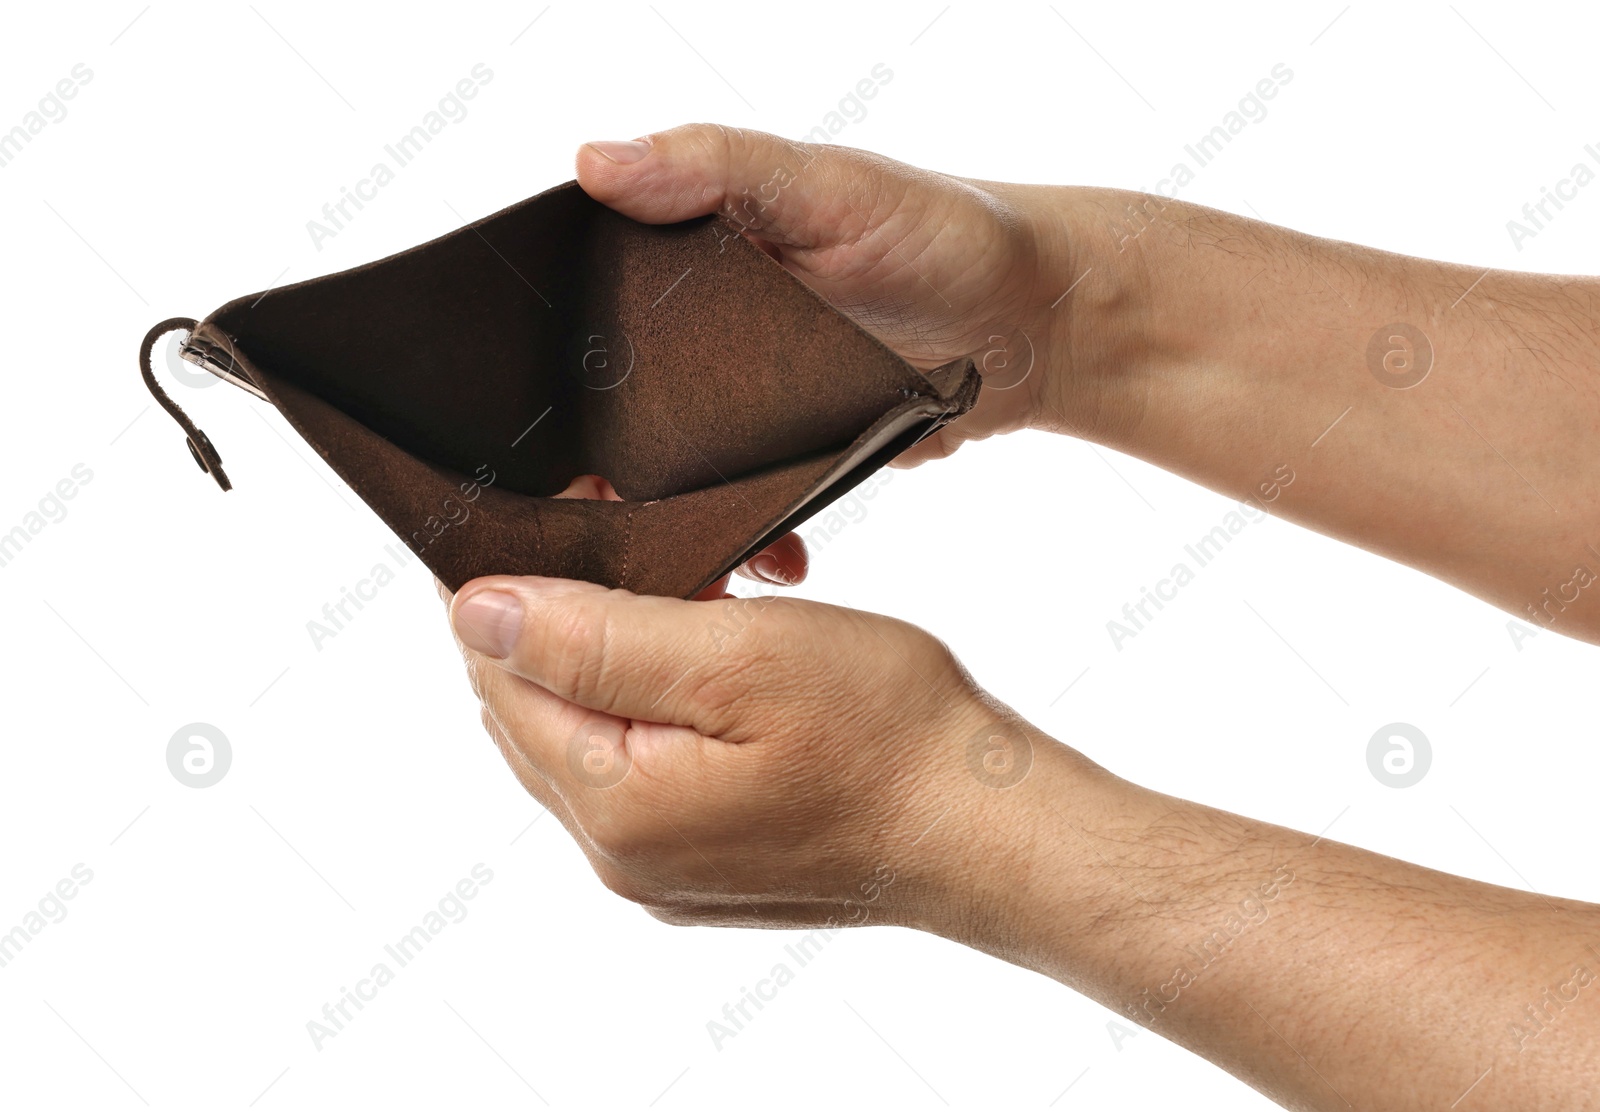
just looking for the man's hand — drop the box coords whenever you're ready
[578,123,1600,641]
[444,574,1076,938]
[446,574,1600,1111]
[576,122,1101,467]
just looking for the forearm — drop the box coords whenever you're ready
[937,745,1600,1110]
[1031,187,1600,642]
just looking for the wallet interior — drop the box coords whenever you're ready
[164,181,979,597]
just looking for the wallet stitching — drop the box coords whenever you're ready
[618,507,636,589]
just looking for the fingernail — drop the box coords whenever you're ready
[454,590,523,658]
[746,553,791,585]
[586,139,651,165]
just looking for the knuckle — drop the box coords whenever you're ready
[687,597,798,716]
[672,121,735,175]
[705,120,740,159]
[718,595,797,659]
[895,619,968,685]
[679,667,756,728]
[537,598,612,705]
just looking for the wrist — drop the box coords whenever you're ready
[896,719,1141,974]
[1009,185,1174,447]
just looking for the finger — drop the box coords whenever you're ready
[734,530,807,586]
[577,123,1030,373]
[478,697,582,832]
[470,648,713,819]
[551,473,622,501]
[575,122,913,252]
[692,574,732,601]
[889,424,965,469]
[449,575,800,734]
[469,649,621,794]
[889,403,1013,469]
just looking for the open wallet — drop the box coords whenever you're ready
[138,181,980,598]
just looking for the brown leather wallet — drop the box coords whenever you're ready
[139,181,979,598]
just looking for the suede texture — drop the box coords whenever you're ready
[159,180,979,597]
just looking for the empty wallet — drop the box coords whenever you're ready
[139,180,980,598]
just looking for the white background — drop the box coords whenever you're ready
[1,2,1596,1109]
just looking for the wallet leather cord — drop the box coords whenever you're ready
[139,181,980,598]
[140,315,230,491]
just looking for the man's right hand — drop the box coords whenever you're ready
[574,122,1106,468]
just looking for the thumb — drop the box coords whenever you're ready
[450,575,784,735]
[575,122,915,253]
